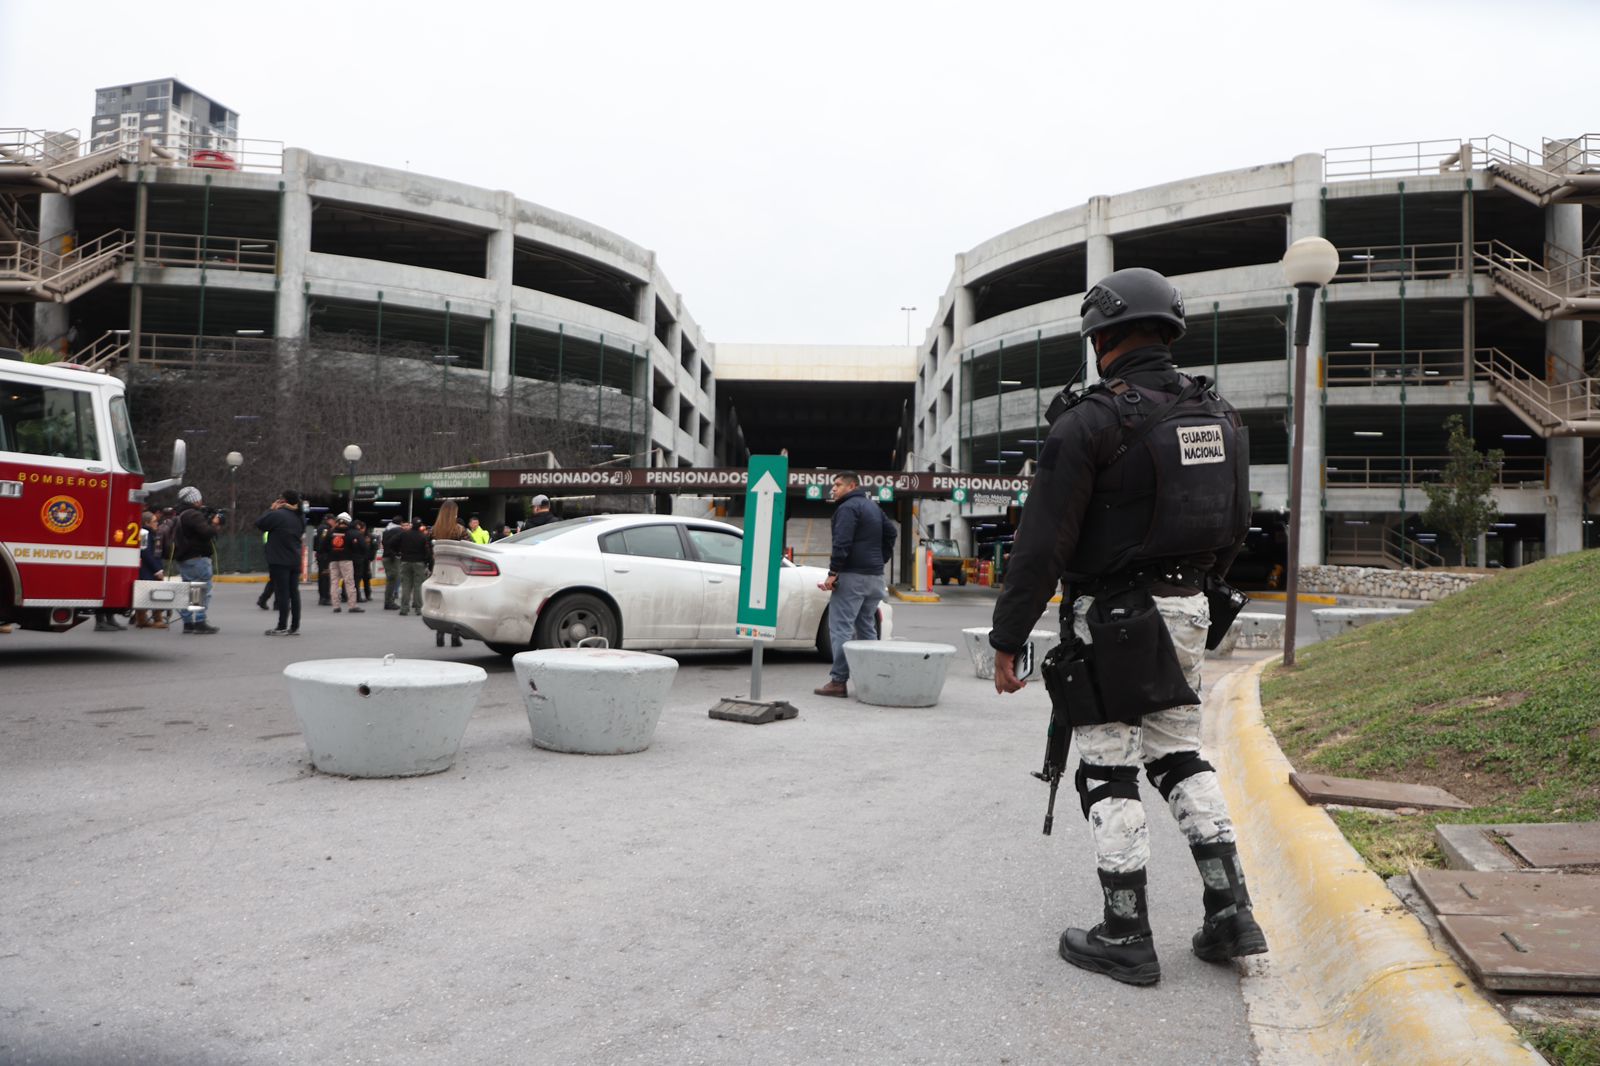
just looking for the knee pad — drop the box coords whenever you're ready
[1075,762,1141,820]
[1144,750,1215,802]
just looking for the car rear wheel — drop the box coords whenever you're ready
[535,592,620,649]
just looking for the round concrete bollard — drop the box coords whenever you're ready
[842,640,957,707]
[962,627,1060,680]
[284,655,488,777]
[513,647,678,754]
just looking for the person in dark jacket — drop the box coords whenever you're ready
[353,520,374,603]
[256,490,306,636]
[814,471,896,697]
[523,494,556,529]
[134,507,168,629]
[171,486,221,634]
[313,515,334,605]
[380,519,406,609]
[395,518,432,616]
[326,512,364,613]
[990,267,1259,988]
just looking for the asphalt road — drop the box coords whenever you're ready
[1,583,1271,1065]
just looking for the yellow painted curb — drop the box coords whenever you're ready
[1208,659,1541,1065]
[889,587,941,603]
[1248,591,1337,606]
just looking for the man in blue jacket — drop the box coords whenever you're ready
[815,471,896,697]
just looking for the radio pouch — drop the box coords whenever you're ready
[1040,642,1106,728]
[1085,588,1200,721]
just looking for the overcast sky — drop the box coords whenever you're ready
[4,0,1595,347]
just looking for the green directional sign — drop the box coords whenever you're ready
[422,485,434,501]
[1016,489,1030,507]
[805,484,824,501]
[951,487,968,504]
[875,485,894,503]
[736,455,789,640]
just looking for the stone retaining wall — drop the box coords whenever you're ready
[1297,565,1491,602]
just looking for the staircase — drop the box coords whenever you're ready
[1326,522,1446,570]
[1477,134,1600,207]
[0,129,123,195]
[1476,349,1600,437]
[0,230,130,302]
[1475,239,1600,321]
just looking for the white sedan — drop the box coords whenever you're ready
[420,514,891,657]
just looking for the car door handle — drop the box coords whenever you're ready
[707,576,724,584]
[612,566,631,574]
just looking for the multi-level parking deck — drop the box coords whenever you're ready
[913,135,1598,571]
[1,129,724,477]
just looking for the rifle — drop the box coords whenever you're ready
[1030,676,1071,835]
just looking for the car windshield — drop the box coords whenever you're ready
[926,539,959,555]
[502,516,604,546]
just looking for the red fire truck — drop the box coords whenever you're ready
[1,351,193,632]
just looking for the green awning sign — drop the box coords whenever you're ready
[951,487,968,504]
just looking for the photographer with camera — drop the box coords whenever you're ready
[256,490,306,636]
[170,486,223,634]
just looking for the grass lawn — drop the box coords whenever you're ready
[1259,549,1600,1064]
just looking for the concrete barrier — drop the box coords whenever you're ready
[513,647,678,754]
[961,627,1060,680]
[283,655,487,777]
[1312,606,1413,641]
[843,641,956,707]
[1235,612,1285,649]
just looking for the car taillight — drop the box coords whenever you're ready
[461,557,499,577]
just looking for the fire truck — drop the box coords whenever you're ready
[1,350,195,632]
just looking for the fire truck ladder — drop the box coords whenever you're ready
[1477,134,1600,207]
[0,129,123,196]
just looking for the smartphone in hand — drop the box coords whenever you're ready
[1015,641,1034,680]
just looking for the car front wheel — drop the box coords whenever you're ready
[534,593,620,649]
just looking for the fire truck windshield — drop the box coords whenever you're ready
[108,394,143,474]
[0,380,102,461]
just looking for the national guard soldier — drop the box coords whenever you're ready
[990,267,1264,986]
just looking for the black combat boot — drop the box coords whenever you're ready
[1059,867,1160,986]
[1190,841,1268,962]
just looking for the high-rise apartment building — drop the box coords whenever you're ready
[89,78,238,152]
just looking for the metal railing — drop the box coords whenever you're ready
[0,229,130,298]
[1477,349,1600,428]
[1475,134,1600,176]
[1325,454,1546,489]
[1327,524,1447,570]
[70,330,130,372]
[1476,239,1600,315]
[126,132,284,174]
[1331,242,1468,283]
[135,333,277,368]
[1325,347,1488,386]
[0,128,85,167]
[1324,138,1472,180]
[143,231,278,272]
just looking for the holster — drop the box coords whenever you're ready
[1084,587,1199,721]
[1040,640,1106,728]
[1203,573,1249,651]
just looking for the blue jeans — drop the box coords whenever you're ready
[829,571,886,682]
[176,556,213,625]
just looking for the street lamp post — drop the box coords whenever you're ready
[343,443,363,515]
[225,450,243,573]
[899,306,917,347]
[1280,237,1339,667]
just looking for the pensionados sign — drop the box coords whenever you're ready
[477,468,1033,496]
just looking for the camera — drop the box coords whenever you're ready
[206,507,227,523]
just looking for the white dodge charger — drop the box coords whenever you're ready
[420,514,891,657]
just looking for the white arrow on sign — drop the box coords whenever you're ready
[748,471,782,610]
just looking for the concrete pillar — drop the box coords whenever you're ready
[274,149,312,342]
[485,190,515,396]
[1289,153,1328,565]
[1544,201,1584,556]
[1084,196,1114,386]
[32,193,73,353]
[635,277,657,465]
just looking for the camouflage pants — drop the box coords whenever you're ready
[1071,592,1235,874]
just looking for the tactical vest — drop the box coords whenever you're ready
[1063,375,1251,577]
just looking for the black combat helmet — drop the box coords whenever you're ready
[1080,267,1187,342]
